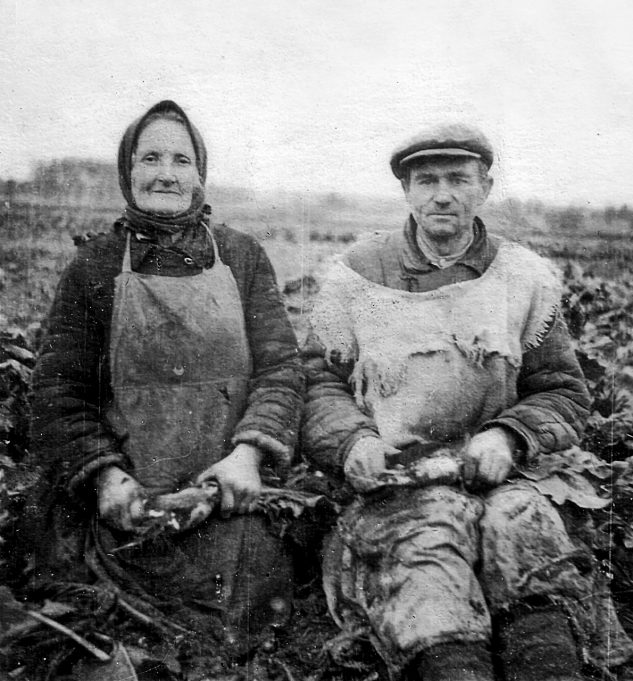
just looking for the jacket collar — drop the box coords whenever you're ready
[400,215,494,275]
[113,220,212,270]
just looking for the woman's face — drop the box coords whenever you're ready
[131,118,200,215]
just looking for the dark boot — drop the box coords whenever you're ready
[417,642,494,681]
[497,608,583,681]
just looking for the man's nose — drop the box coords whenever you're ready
[433,190,452,205]
[432,181,452,204]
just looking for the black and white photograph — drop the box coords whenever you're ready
[1,2,632,680]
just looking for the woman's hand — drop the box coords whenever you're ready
[462,428,516,489]
[97,466,147,531]
[196,443,263,517]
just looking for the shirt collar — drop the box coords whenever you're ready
[401,215,493,275]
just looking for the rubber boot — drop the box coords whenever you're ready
[417,642,494,681]
[497,608,583,681]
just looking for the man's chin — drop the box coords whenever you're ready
[421,221,460,238]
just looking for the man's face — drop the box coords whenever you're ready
[402,157,493,243]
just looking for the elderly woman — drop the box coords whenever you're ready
[28,101,303,651]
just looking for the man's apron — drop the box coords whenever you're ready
[96,228,293,644]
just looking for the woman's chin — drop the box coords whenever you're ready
[136,198,189,216]
[152,207,184,216]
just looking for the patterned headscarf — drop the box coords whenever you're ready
[117,100,210,233]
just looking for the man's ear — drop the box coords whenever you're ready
[481,176,493,202]
[400,177,409,195]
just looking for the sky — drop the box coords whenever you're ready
[1,0,631,205]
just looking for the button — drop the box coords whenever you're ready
[184,257,195,266]
[172,365,185,376]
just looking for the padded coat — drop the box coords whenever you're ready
[30,220,304,499]
[302,222,591,477]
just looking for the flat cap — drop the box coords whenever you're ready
[390,123,494,179]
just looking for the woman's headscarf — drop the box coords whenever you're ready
[118,100,210,234]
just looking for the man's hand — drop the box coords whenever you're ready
[196,443,262,517]
[97,466,147,531]
[344,436,401,493]
[462,428,516,489]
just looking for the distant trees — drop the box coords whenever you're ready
[552,206,587,232]
[0,159,122,205]
[31,159,120,203]
[604,204,633,226]
[1,160,632,235]
[321,192,352,210]
[544,204,633,235]
[484,198,633,237]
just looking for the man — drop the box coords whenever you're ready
[302,124,633,681]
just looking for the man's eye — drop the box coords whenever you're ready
[418,178,434,185]
[143,154,158,163]
[177,156,192,165]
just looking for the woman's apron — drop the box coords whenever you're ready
[96,228,293,645]
[106,228,250,493]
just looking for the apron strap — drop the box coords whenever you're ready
[122,231,132,273]
[202,223,221,265]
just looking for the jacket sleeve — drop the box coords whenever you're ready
[301,330,379,479]
[482,312,591,459]
[231,243,304,477]
[29,253,130,499]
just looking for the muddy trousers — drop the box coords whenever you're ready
[324,482,611,676]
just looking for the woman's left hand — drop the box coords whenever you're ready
[196,443,263,517]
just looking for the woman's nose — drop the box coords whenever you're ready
[156,163,176,183]
[157,166,176,184]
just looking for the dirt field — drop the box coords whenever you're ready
[2,195,633,680]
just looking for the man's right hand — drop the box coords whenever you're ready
[344,437,401,492]
[96,466,147,531]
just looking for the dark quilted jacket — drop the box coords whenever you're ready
[302,222,591,478]
[30,221,304,498]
